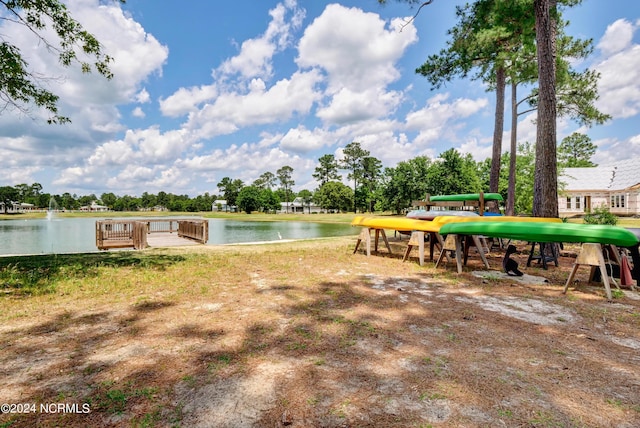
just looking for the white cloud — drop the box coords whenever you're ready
[184,70,323,139]
[358,131,415,165]
[515,112,538,145]
[132,107,145,118]
[594,46,640,118]
[593,20,640,119]
[159,84,219,117]
[592,134,640,165]
[295,4,417,127]
[86,139,136,167]
[597,19,635,56]
[136,89,151,104]
[83,126,192,181]
[316,87,404,125]
[54,166,95,188]
[297,5,417,92]
[216,1,305,80]
[175,142,311,190]
[54,0,169,106]
[405,94,489,146]
[459,138,492,161]
[279,125,330,152]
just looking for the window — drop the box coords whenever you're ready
[566,197,572,209]
[609,194,627,209]
[575,197,581,210]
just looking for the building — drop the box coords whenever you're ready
[212,200,236,212]
[0,202,35,213]
[558,159,640,217]
[278,197,324,214]
[80,201,109,212]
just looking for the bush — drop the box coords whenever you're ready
[583,205,618,225]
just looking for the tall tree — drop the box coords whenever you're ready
[253,171,276,189]
[313,154,341,186]
[259,188,281,213]
[0,186,18,213]
[297,189,314,214]
[217,177,244,211]
[512,142,537,214]
[533,0,558,217]
[276,166,295,213]
[101,192,117,209]
[1,0,122,123]
[314,181,353,213]
[28,182,43,205]
[379,156,431,214]
[504,9,605,214]
[341,142,370,213]
[557,132,597,167]
[360,156,383,213]
[236,186,262,214]
[426,149,482,196]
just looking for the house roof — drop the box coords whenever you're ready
[561,159,640,191]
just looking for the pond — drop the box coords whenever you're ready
[0,217,357,256]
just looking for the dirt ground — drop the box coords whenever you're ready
[1,235,639,427]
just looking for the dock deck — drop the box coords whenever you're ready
[146,233,202,248]
[95,219,208,250]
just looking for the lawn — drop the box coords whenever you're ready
[1,233,639,427]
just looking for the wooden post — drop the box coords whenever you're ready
[425,193,431,211]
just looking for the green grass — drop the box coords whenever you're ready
[0,252,188,296]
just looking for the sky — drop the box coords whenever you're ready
[1,0,640,198]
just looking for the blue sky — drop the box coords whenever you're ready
[1,0,640,198]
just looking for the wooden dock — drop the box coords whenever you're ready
[96,219,208,250]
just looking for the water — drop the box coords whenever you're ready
[0,217,357,256]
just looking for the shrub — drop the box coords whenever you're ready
[583,205,618,225]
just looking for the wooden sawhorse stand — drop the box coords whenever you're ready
[403,231,444,266]
[434,234,490,274]
[563,243,621,300]
[353,227,392,257]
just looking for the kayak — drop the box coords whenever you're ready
[351,216,433,232]
[439,221,640,248]
[429,193,504,202]
[432,215,562,225]
[406,210,478,220]
[352,215,561,234]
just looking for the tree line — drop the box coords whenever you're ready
[0,134,595,215]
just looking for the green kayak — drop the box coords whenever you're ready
[439,221,640,248]
[430,193,504,202]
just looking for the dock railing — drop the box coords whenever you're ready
[96,218,208,250]
[178,220,209,244]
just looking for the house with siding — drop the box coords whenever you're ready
[558,159,640,217]
[278,197,324,214]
